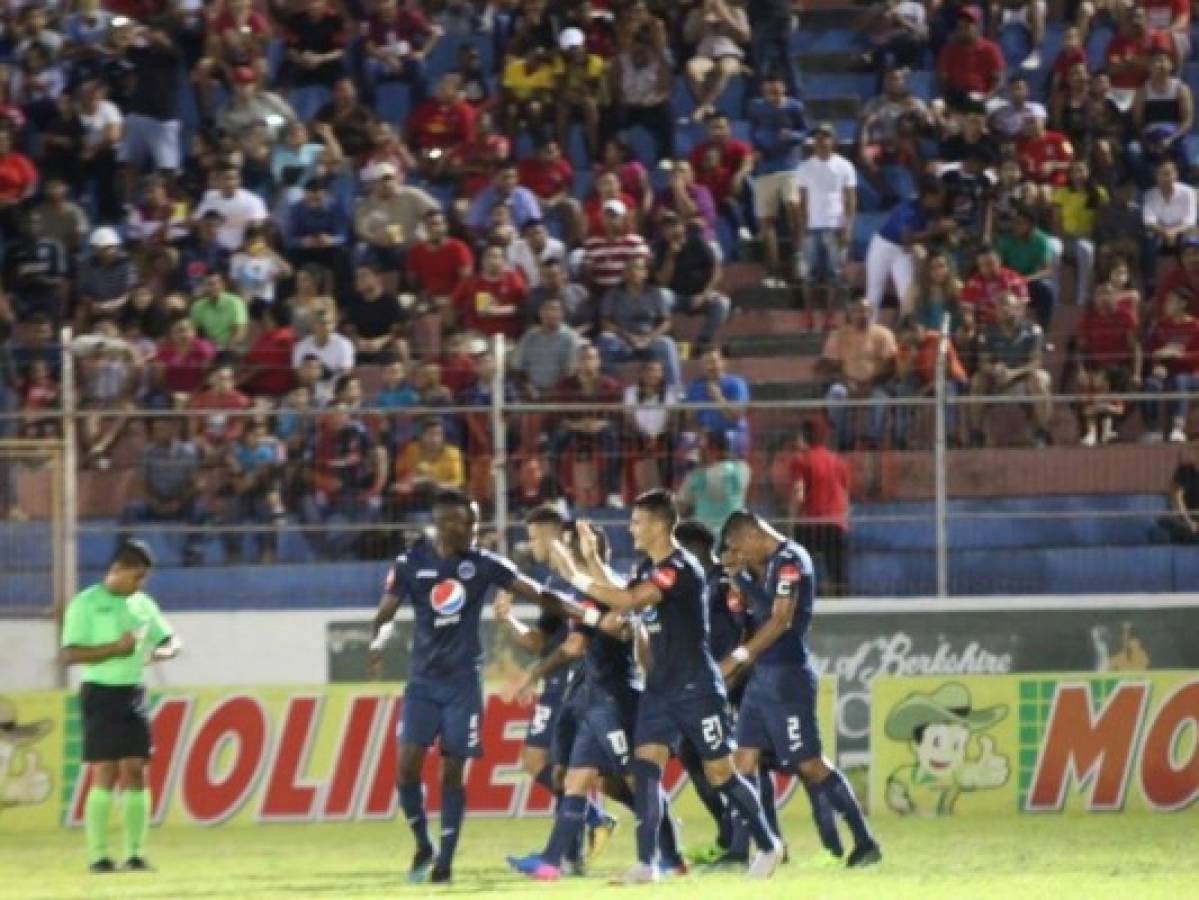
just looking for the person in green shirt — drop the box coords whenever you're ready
[189,271,248,349]
[677,431,751,536]
[60,540,180,873]
[995,205,1057,328]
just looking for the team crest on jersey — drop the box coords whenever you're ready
[430,579,467,616]
[727,587,744,614]
[640,605,659,624]
[457,560,477,581]
[650,565,678,591]
[776,562,801,595]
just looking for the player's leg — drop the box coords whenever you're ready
[536,766,600,876]
[118,756,152,870]
[85,760,118,872]
[432,681,485,881]
[629,742,671,879]
[434,755,468,881]
[396,681,441,880]
[678,736,730,859]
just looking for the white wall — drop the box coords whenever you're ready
[1,619,59,690]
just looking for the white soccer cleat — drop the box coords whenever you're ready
[1081,425,1097,447]
[611,862,659,884]
[746,843,785,880]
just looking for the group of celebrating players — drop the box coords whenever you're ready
[368,488,881,884]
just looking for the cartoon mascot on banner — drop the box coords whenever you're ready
[0,696,52,809]
[883,682,1010,816]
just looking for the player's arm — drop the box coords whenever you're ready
[61,634,138,665]
[367,564,408,677]
[493,589,545,654]
[514,631,588,704]
[719,593,797,680]
[151,634,182,662]
[549,540,662,612]
[504,572,611,627]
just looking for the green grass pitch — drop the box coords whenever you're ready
[3,798,1195,900]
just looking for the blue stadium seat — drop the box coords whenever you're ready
[289,85,332,122]
[802,73,875,100]
[907,70,936,100]
[1087,25,1113,71]
[376,81,412,126]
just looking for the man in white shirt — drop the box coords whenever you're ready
[986,74,1046,141]
[78,77,124,223]
[794,123,858,328]
[192,164,269,252]
[507,218,566,288]
[1144,160,1198,257]
[291,310,355,394]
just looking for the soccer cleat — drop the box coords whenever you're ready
[657,858,688,878]
[530,862,563,881]
[408,845,435,883]
[430,863,452,883]
[700,851,748,872]
[686,844,728,865]
[611,862,659,884]
[746,843,785,879]
[846,840,883,868]
[122,856,154,872]
[587,812,618,861]
[89,858,117,874]
[506,853,545,875]
[560,858,586,878]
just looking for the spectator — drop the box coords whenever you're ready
[905,249,963,331]
[285,264,338,338]
[1144,0,1191,67]
[1142,287,1199,443]
[500,45,561,144]
[961,243,1031,325]
[119,416,205,566]
[1051,160,1106,306]
[623,358,681,488]
[192,164,269,253]
[189,271,248,351]
[941,146,995,263]
[76,77,123,224]
[940,107,999,168]
[75,227,138,328]
[598,255,681,386]
[968,290,1054,447]
[788,418,850,597]
[1131,49,1193,183]
[1106,6,1156,106]
[0,301,17,520]
[173,211,232,295]
[860,0,929,77]
[682,0,750,123]
[1076,283,1141,446]
[444,110,511,200]
[746,0,800,98]
[818,296,899,450]
[689,112,754,239]
[354,161,439,269]
[988,74,1046,142]
[582,198,650,294]
[1157,443,1199,543]
[865,179,953,317]
[232,223,294,319]
[406,208,475,315]
[343,263,409,364]
[271,122,327,212]
[283,0,347,93]
[467,163,543,239]
[748,71,806,287]
[391,417,465,511]
[652,212,730,350]
[795,122,858,328]
[890,317,969,448]
[678,429,750,536]
[683,345,749,455]
[555,27,607,162]
[117,21,184,186]
[240,302,297,400]
[284,176,348,292]
[153,317,216,398]
[652,159,717,241]
[1144,161,1197,264]
[508,218,567,290]
[997,205,1057,326]
[312,76,376,161]
[584,170,641,236]
[187,362,253,460]
[528,258,594,333]
[33,177,90,255]
[451,243,527,339]
[221,416,288,564]
[936,5,1006,110]
[406,73,476,180]
[517,142,585,246]
[605,25,674,161]
[595,138,654,220]
[4,211,70,323]
[19,357,60,439]
[291,309,355,392]
[74,320,141,467]
[218,65,296,138]
[512,298,581,398]
[549,342,624,508]
[362,0,440,106]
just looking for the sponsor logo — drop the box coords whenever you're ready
[457,561,477,581]
[650,566,678,592]
[727,588,744,614]
[415,569,438,579]
[430,579,467,617]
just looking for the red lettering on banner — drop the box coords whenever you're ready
[148,697,192,823]
[1140,681,1199,811]
[260,696,322,821]
[324,695,384,819]
[182,696,270,824]
[363,697,403,819]
[68,766,91,826]
[466,695,522,817]
[1027,682,1148,812]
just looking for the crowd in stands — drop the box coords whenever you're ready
[0,0,1196,569]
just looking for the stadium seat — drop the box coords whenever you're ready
[376,81,412,126]
[288,85,332,123]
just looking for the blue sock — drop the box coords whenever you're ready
[819,770,873,847]
[658,798,682,866]
[397,782,431,851]
[683,750,728,844]
[585,798,606,829]
[758,768,781,840]
[542,794,588,867]
[632,759,663,866]
[436,787,466,868]
[716,773,776,852]
[728,808,750,857]
[803,779,843,856]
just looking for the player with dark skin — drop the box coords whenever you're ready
[368,492,591,884]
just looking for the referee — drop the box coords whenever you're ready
[61,540,180,873]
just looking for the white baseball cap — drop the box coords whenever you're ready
[365,161,398,181]
[89,227,122,248]
[559,27,586,51]
[602,198,627,217]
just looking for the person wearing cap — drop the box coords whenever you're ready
[61,539,181,872]
[1144,159,1198,260]
[354,159,439,269]
[555,25,607,161]
[582,197,650,294]
[192,163,269,253]
[192,0,272,117]
[76,227,138,329]
[936,6,1006,111]
[362,0,441,106]
[794,123,857,329]
[218,66,298,141]
[682,0,750,123]
[748,72,808,288]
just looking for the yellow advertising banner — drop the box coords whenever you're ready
[870,671,1199,816]
[0,679,836,830]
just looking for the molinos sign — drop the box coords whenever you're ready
[870,672,1199,816]
[1,682,836,829]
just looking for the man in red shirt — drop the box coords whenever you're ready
[154,318,217,396]
[240,303,297,399]
[1143,286,1199,442]
[548,342,624,507]
[583,171,639,237]
[1106,5,1160,94]
[789,418,850,596]
[406,74,476,182]
[936,6,1006,110]
[1016,113,1074,194]
[1076,283,1141,446]
[688,112,754,236]
[961,245,1030,325]
[363,0,441,104]
[406,209,475,317]
[517,141,585,244]
[444,111,510,200]
[451,243,528,339]
[187,363,253,460]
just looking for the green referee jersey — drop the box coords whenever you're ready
[61,584,173,686]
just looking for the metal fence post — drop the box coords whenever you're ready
[491,334,509,554]
[934,314,950,598]
[59,327,78,686]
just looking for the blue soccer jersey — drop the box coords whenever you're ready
[733,540,815,667]
[705,562,744,663]
[385,539,518,681]
[533,569,579,695]
[633,547,724,697]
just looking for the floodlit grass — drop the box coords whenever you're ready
[3,806,1195,899]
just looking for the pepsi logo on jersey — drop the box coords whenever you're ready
[430,579,467,619]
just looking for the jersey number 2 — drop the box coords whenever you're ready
[701,715,723,750]
[787,716,803,752]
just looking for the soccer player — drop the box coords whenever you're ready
[367,489,586,884]
[60,540,181,873]
[552,490,785,882]
[721,509,882,868]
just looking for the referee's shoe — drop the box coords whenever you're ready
[123,856,154,872]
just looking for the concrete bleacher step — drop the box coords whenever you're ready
[796,52,862,74]
[806,97,862,121]
[730,285,798,311]
[753,382,826,402]
[727,332,824,358]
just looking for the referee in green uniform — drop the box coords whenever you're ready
[60,540,180,873]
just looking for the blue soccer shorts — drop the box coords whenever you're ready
[635,686,734,761]
[399,676,484,759]
[736,663,822,767]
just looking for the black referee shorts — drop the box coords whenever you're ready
[80,682,152,762]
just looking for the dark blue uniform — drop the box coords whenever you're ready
[525,570,576,752]
[633,548,733,760]
[553,594,641,775]
[386,539,518,758]
[734,540,822,766]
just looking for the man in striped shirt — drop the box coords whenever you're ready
[581,199,649,295]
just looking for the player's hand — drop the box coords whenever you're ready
[515,671,539,706]
[494,590,514,618]
[575,520,600,564]
[549,538,578,580]
[112,631,138,657]
[719,654,743,681]
[367,648,384,680]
